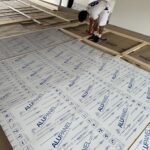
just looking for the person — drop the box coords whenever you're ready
[78,0,116,42]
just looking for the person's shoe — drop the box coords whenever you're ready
[93,35,100,43]
[88,34,95,40]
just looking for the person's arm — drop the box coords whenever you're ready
[107,13,112,24]
[88,17,94,33]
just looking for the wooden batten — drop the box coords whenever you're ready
[106,28,150,44]
[123,44,150,72]
[122,42,147,55]
[62,23,89,38]
[17,0,70,21]
[95,32,142,54]
[82,38,120,56]
[61,23,146,57]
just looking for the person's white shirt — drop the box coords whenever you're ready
[87,0,116,27]
[87,0,107,20]
[87,0,116,20]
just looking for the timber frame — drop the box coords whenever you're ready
[60,22,150,71]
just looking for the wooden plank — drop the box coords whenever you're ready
[61,23,134,56]
[3,1,41,24]
[0,2,41,25]
[122,42,147,55]
[123,45,150,72]
[125,44,150,64]
[0,7,51,19]
[61,22,150,70]
[0,12,24,17]
[0,0,70,26]
[26,0,78,21]
[20,16,67,28]
[0,24,30,37]
[0,2,8,10]
[24,11,51,19]
[123,56,150,72]
[62,24,142,54]
[68,30,142,55]
[106,28,150,44]
[97,32,142,53]
[36,17,67,26]
[61,23,90,39]
[0,17,67,38]
[48,7,78,22]
[0,16,31,26]
[3,0,29,9]
[17,0,70,21]
[82,38,120,56]
[106,24,150,43]
[0,9,18,14]
[17,7,43,13]
[63,23,89,38]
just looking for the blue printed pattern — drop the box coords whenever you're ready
[0,29,149,150]
[129,125,150,150]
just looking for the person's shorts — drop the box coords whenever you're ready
[88,1,106,20]
[98,9,110,26]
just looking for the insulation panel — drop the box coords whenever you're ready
[0,29,149,150]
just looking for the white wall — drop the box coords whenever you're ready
[110,0,150,36]
[44,0,60,5]
[44,0,69,7]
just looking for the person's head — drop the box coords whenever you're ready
[78,10,88,22]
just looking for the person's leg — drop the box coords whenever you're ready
[93,10,109,42]
[91,25,105,42]
[86,17,94,34]
[89,17,93,31]
[93,20,98,33]
[98,26,105,38]
[88,19,98,39]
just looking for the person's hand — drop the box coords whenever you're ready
[86,29,93,35]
